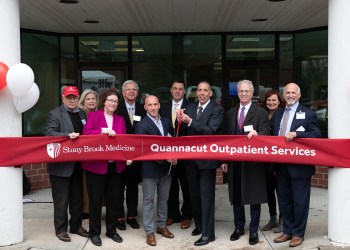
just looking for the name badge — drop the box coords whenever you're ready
[244,125,253,132]
[296,112,305,119]
[133,115,141,122]
[81,119,86,125]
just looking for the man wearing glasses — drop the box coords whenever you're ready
[116,80,146,230]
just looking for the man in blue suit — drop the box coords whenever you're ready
[272,83,321,247]
[135,95,176,247]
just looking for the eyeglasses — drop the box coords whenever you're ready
[106,99,118,104]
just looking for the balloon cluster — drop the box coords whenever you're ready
[0,62,40,113]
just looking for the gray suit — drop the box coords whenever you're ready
[44,104,86,177]
[44,104,86,234]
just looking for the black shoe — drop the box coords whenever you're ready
[230,228,244,241]
[191,228,202,236]
[107,233,123,243]
[90,236,102,246]
[116,219,126,230]
[249,232,259,245]
[194,236,215,246]
[127,218,140,229]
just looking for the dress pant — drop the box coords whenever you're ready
[233,204,261,232]
[232,163,261,232]
[265,168,278,217]
[186,161,216,238]
[167,160,192,221]
[50,164,83,234]
[142,175,172,235]
[117,162,141,219]
[276,167,311,237]
[86,163,122,237]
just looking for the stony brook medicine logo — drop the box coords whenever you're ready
[47,143,61,159]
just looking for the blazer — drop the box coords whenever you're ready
[272,103,321,178]
[81,110,126,174]
[135,115,173,178]
[186,100,224,169]
[44,104,86,177]
[225,102,270,205]
[117,101,146,134]
[159,98,189,136]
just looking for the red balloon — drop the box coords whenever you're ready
[0,62,9,91]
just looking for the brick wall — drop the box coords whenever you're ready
[311,166,328,189]
[23,164,328,190]
[23,163,50,190]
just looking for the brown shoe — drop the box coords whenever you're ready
[156,227,174,238]
[166,218,174,226]
[57,231,71,242]
[146,233,156,246]
[289,236,304,247]
[274,234,292,243]
[180,220,191,229]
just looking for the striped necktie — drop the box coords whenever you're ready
[279,108,291,136]
[129,107,134,126]
[238,106,245,129]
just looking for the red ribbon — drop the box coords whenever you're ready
[0,135,349,168]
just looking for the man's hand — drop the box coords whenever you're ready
[285,131,297,141]
[221,163,228,173]
[247,129,257,139]
[69,132,80,139]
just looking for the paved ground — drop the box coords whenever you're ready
[2,185,349,250]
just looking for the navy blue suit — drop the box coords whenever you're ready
[272,103,321,237]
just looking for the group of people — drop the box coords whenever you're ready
[44,79,320,248]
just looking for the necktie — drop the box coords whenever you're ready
[172,103,178,128]
[279,108,290,136]
[197,106,203,119]
[238,106,245,129]
[129,107,134,126]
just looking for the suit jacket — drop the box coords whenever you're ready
[117,101,146,134]
[81,110,126,174]
[186,100,224,169]
[272,103,321,178]
[225,102,270,205]
[135,115,173,178]
[159,98,189,136]
[44,104,86,177]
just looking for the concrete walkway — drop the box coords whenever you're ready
[2,185,348,250]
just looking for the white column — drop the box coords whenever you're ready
[328,0,350,245]
[0,0,23,246]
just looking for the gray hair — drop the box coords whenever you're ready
[78,89,99,110]
[122,80,139,91]
[237,80,254,92]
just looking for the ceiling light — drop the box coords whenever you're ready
[59,0,79,3]
[84,20,100,24]
[227,48,275,52]
[232,37,260,42]
[251,18,267,22]
[268,0,286,2]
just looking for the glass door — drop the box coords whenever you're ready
[226,63,275,108]
[80,68,126,95]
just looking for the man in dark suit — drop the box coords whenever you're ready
[116,80,146,230]
[221,80,270,245]
[44,86,89,242]
[159,80,192,230]
[179,81,224,246]
[135,95,176,247]
[272,82,321,247]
